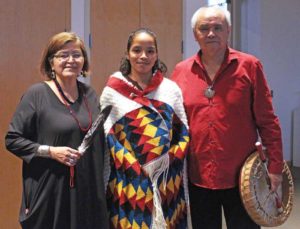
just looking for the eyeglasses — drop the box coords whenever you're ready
[53,52,83,61]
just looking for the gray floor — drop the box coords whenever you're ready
[222,167,300,229]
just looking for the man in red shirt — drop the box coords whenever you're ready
[171,6,283,229]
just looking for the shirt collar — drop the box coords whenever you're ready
[192,47,239,70]
[108,70,164,96]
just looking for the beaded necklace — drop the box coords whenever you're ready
[53,78,92,188]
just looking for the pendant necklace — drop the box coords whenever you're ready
[201,55,221,99]
[204,75,216,99]
[204,85,215,99]
[202,66,216,99]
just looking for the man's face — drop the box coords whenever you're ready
[194,10,230,54]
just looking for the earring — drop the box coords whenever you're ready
[51,70,56,80]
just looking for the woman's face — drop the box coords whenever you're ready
[128,32,158,78]
[51,42,84,80]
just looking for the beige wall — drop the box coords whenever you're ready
[90,0,182,94]
[0,1,70,228]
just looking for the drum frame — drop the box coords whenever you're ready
[239,152,294,227]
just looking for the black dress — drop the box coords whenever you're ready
[5,82,109,229]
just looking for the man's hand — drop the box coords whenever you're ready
[268,173,283,192]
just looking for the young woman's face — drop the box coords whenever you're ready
[128,32,158,78]
[51,42,84,80]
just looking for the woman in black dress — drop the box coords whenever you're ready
[5,32,109,229]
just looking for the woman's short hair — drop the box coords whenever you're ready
[40,32,89,79]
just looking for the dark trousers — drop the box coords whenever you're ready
[189,183,260,229]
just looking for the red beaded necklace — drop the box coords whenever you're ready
[53,78,93,188]
[53,78,92,132]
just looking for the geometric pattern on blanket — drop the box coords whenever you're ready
[106,101,189,229]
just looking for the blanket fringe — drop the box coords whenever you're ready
[142,153,169,229]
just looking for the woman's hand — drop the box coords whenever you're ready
[49,146,81,166]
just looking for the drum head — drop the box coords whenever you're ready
[239,152,294,227]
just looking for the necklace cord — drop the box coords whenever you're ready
[53,78,76,104]
[53,79,92,132]
[53,79,93,188]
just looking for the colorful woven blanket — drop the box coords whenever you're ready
[101,71,191,229]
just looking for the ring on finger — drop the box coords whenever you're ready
[69,158,76,164]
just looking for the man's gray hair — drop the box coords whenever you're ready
[191,6,231,30]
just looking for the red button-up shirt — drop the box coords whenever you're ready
[171,48,283,189]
